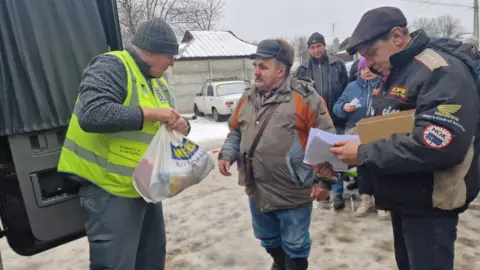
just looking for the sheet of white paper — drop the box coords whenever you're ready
[351,98,362,108]
[303,128,361,172]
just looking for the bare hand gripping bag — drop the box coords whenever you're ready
[132,125,215,203]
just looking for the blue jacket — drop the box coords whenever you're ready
[333,77,380,129]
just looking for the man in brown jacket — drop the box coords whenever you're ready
[218,39,336,270]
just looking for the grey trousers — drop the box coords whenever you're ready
[79,183,166,270]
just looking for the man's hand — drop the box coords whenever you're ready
[219,160,232,176]
[166,117,189,135]
[331,140,360,166]
[143,108,180,125]
[343,103,357,112]
[313,162,336,177]
[310,186,330,201]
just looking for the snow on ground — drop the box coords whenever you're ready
[187,116,230,143]
[2,156,480,269]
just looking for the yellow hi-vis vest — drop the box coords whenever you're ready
[58,50,172,198]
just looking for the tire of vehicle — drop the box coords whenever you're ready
[193,104,203,116]
[212,108,221,122]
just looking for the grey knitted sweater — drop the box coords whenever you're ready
[76,46,183,133]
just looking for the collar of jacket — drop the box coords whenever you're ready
[356,76,380,88]
[249,75,295,105]
[390,30,430,70]
[301,54,339,69]
[125,46,152,79]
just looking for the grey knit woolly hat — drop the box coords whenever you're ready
[132,17,179,55]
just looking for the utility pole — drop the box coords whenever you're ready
[474,0,479,39]
[332,23,335,40]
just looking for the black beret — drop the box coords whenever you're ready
[347,6,407,55]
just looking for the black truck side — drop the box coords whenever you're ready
[0,0,122,256]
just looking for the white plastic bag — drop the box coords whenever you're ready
[132,125,215,203]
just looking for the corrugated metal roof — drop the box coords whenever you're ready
[175,31,257,60]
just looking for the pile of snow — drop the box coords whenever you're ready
[3,159,480,269]
[187,117,230,143]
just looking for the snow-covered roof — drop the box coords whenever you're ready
[176,30,257,60]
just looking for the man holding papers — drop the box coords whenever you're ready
[331,6,480,270]
[218,39,336,270]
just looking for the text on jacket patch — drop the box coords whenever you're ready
[382,106,401,115]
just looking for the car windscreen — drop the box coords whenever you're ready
[216,83,247,96]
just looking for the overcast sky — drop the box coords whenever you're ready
[218,0,475,43]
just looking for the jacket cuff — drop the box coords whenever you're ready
[185,117,191,135]
[218,152,234,162]
[357,144,370,166]
[138,106,145,130]
[313,176,334,190]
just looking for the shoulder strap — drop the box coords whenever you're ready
[248,103,281,158]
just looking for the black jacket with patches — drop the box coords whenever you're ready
[296,55,348,129]
[358,30,480,215]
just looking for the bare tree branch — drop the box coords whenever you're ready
[293,36,309,64]
[116,0,226,44]
[145,0,160,19]
[117,0,145,43]
[411,14,463,38]
[183,0,225,31]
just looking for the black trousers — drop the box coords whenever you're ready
[391,211,458,270]
[357,172,373,196]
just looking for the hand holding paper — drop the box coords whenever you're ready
[350,98,362,108]
[303,128,360,171]
[344,98,361,113]
[313,163,336,177]
[330,141,360,166]
[343,103,357,112]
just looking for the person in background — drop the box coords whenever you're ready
[333,56,379,217]
[296,32,349,210]
[348,58,360,83]
[219,39,336,270]
[332,6,480,270]
[464,37,479,54]
[57,17,189,270]
[463,37,480,76]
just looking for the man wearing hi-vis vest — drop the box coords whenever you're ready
[58,17,189,270]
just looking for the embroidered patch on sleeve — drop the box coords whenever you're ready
[388,86,408,99]
[422,125,452,149]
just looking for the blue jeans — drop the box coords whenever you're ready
[79,182,166,270]
[332,174,348,197]
[332,126,346,197]
[249,200,312,258]
[391,211,458,270]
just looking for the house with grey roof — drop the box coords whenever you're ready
[165,30,257,113]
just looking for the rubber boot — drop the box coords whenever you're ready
[266,247,286,270]
[333,195,345,210]
[285,257,308,270]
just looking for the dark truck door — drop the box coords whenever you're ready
[0,0,122,256]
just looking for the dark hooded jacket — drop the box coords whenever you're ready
[296,54,348,129]
[358,30,480,216]
[348,59,360,83]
